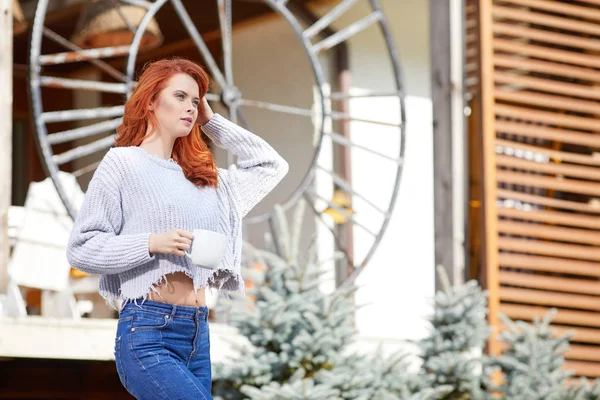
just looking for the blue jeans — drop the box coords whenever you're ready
[114,299,213,399]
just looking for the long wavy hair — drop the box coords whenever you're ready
[115,58,218,187]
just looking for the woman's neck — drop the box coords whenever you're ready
[140,132,175,160]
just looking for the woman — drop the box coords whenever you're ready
[66,58,288,399]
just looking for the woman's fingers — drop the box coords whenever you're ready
[176,237,192,245]
[176,229,194,240]
[175,241,191,250]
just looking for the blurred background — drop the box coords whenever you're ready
[2,0,600,398]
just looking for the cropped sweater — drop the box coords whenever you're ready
[66,114,288,304]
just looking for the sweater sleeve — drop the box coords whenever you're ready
[201,114,289,217]
[66,149,155,275]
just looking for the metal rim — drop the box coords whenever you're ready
[29,0,407,280]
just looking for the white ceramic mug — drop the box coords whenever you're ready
[185,229,228,269]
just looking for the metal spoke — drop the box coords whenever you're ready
[311,11,382,53]
[53,136,116,165]
[303,0,361,39]
[171,0,227,88]
[239,98,314,117]
[303,192,355,267]
[305,191,377,237]
[236,108,252,131]
[47,118,122,145]
[229,103,239,124]
[328,90,403,99]
[316,165,388,216]
[39,44,131,66]
[205,93,220,102]
[41,106,124,124]
[329,110,401,127]
[41,28,127,82]
[240,99,400,127]
[40,77,127,93]
[218,0,234,86]
[72,161,102,178]
[326,131,403,164]
[227,103,238,165]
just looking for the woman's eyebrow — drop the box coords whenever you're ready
[174,89,200,100]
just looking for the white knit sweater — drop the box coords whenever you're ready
[66,114,288,303]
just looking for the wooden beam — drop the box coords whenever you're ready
[1,0,13,294]
[431,0,467,289]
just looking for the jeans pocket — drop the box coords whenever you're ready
[131,313,172,332]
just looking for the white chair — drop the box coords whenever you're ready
[4,171,99,319]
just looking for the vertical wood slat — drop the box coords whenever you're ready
[479,0,501,357]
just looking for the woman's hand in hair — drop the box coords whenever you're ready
[148,229,194,257]
[198,97,215,126]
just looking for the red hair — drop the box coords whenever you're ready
[115,58,218,187]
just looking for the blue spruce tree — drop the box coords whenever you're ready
[212,201,428,399]
[487,309,571,399]
[565,377,600,400]
[417,266,490,399]
[485,308,600,400]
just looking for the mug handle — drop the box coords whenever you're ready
[184,241,193,258]
[184,251,192,259]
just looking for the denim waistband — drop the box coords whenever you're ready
[121,298,209,321]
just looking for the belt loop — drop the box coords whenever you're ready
[170,304,177,320]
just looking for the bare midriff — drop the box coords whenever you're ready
[148,272,206,307]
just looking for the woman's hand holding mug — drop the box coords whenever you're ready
[149,229,193,256]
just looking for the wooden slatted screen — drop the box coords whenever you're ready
[467,0,600,378]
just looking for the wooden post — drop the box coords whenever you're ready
[0,0,13,294]
[431,0,454,292]
[431,0,467,290]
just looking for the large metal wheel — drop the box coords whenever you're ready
[29,0,406,284]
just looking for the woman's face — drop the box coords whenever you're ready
[150,73,200,139]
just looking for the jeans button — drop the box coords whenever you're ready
[165,315,170,319]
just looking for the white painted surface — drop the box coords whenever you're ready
[0,316,242,362]
[0,316,413,362]
[353,95,434,341]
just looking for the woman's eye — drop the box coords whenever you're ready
[192,101,200,107]
[176,93,185,99]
